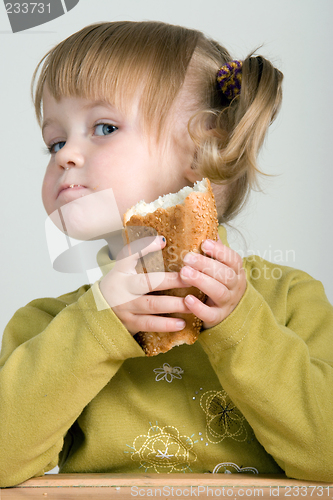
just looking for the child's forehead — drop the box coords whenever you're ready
[41,84,140,120]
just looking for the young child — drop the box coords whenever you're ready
[1,21,332,487]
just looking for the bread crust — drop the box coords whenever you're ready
[123,179,219,356]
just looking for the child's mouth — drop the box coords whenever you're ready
[57,184,86,199]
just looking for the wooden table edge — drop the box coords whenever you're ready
[12,473,333,489]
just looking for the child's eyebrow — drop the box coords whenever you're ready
[42,100,116,134]
[82,100,114,110]
[42,119,55,134]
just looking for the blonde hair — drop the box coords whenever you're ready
[31,21,283,223]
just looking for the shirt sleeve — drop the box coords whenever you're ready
[0,282,144,487]
[198,258,333,482]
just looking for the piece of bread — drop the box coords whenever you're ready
[123,178,219,356]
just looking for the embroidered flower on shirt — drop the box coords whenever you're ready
[128,424,197,473]
[213,462,259,474]
[153,363,184,383]
[200,390,247,444]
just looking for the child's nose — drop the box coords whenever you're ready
[56,142,84,170]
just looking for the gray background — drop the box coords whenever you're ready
[1,0,332,344]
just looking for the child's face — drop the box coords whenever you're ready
[41,86,199,238]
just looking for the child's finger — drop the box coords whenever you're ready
[129,314,186,333]
[180,266,230,306]
[127,294,191,315]
[130,271,189,295]
[183,295,221,328]
[201,239,244,275]
[115,235,166,273]
[182,252,238,289]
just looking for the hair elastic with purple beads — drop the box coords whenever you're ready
[217,60,242,101]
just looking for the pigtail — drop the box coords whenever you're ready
[230,55,282,178]
[191,50,283,223]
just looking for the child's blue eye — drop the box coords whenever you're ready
[46,124,117,155]
[49,142,66,154]
[95,124,118,136]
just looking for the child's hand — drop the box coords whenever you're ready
[180,238,247,329]
[99,236,190,336]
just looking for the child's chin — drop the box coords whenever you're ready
[51,218,113,242]
[48,189,123,241]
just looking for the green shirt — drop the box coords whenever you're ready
[1,226,333,487]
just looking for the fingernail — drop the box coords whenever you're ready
[202,239,214,250]
[185,295,195,305]
[181,266,194,278]
[176,320,186,329]
[183,252,197,264]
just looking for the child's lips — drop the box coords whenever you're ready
[57,184,87,200]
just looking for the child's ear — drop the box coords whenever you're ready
[184,151,204,185]
[185,168,204,185]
